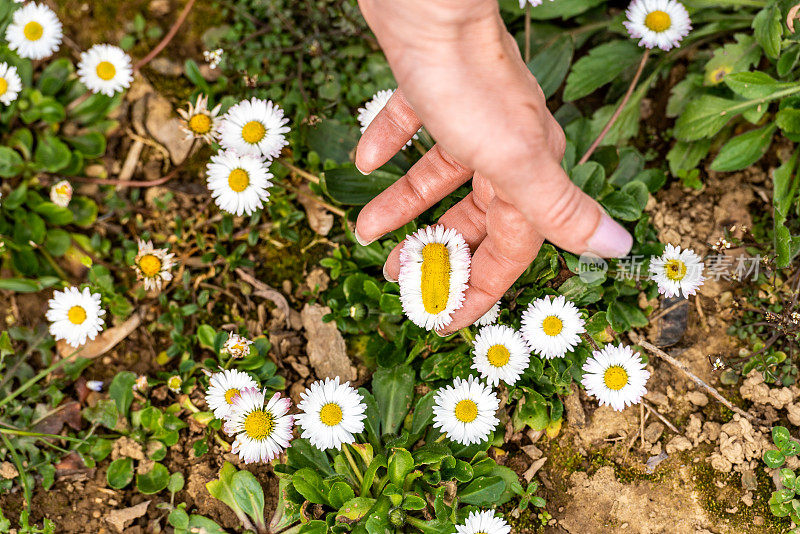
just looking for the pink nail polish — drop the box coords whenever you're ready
[354,229,373,247]
[383,263,397,283]
[585,212,633,258]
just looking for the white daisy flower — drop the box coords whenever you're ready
[177,94,221,144]
[0,63,22,106]
[204,369,259,419]
[49,179,72,207]
[5,3,62,60]
[456,510,512,534]
[133,375,148,393]
[582,344,650,411]
[167,375,183,393]
[648,244,705,298]
[623,0,691,51]
[398,225,471,331]
[356,89,419,148]
[432,375,499,446]
[521,295,585,359]
[206,149,273,216]
[471,325,530,387]
[77,44,133,96]
[473,301,501,327]
[218,97,290,160]
[222,333,253,359]
[46,286,105,348]
[133,240,175,292]
[295,377,367,451]
[224,388,294,464]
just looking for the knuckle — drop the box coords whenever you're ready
[434,145,470,176]
[384,98,420,135]
[547,181,586,233]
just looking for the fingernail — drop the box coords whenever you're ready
[586,212,633,258]
[354,229,373,247]
[383,263,397,283]
[355,161,371,176]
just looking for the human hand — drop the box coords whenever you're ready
[353,0,633,334]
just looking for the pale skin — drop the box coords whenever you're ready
[353,0,633,334]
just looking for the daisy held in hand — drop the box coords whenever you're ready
[218,97,290,160]
[432,375,499,446]
[474,301,500,327]
[133,240,175,292]
[582,344,650,411]
[623,0,691,51]
[5,2,62,60]
[206,149,273,216]
[471,324,530,387]
[178,94,221,144]
[46,286,105,348]
[295,377,367,450]
[649,243,705,298]
[77,44,133,96]
[521,295,585,359]
[204,369,259,419]
[398,225,471,331]
[0,63,22,106]
[456,510,511,534]
[225,388,294,464]
[357,89,418,148]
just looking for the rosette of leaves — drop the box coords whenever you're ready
[764,426,800,525]
[267,364,522,534]
[0,29,118,287]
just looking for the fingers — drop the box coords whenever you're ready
[355,144,473,245]
[382,189,491,282]
[355,89,422,175]
[437,197,544,335]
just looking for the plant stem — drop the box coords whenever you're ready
[276,158,321,184]
[581,332,601,352]
[435,433,447,443]
[0,426,91,444]
[343,444,364,485]
[524,4,532,63]
[0,433,30,509]
[0,355,78,409]
[579,49,650,165]
[134,0,197,71]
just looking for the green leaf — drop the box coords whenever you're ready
[136,462,170,494]
[45,229,71,256]
[298,520,328,534]
[563,41,642,101]
[410,391,435,437]
[525,0,605,20]
[763,449,786,468]
[710,124,776,172]
[168,472,185,494]
[774,426,793,449]
[109,371,137,417]
[34,202,74,225]
[38,58,73,96]
[34,134,71,172]
[196,324,216,350]
[69,196,99,227]
[601,191,642,221]
[372,364,415,435]
[388,448,414,487]
[0,278,41,292]
[231,470,266,527]
[328,481,355,509]
[321,164,402,206]
[570,161,604,198]
[752,4,782,59]
[724,72,787,100]
[292,468,327,504]
[704,34,761,86]
[0,146,24,177]
[65,132,106,158]
[777,108,800,134]
[674,96,752,141]
[335,497,376,524]
[459,476,506,505]
[607,300,648,332]
[206,463,247,521]
[106,457,134,489]
[667,139,711,177]
[527,35,573,98]
[286,438,335,476]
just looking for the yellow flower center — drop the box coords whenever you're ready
[542,315,563,337]
[644,10,671,32]
[664,259,687,281]
[224,388,240,404]
[241,120,266,144]
[55,184,70,196]
[138,254,162,278]
[603,366,629,391]
[0,78,8,97]
[486,344,511,368]
[420,243,450,314]
[319,402,343,426]
[244,409,275,441]
[67,305,87,325]
[188,113,212,134]
[95,61,116,81]
[23,21,43,41]
[228,168,250,193]
[168,376,182,390]
[454,399,478,423]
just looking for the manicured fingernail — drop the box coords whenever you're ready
[354,229,373,246]
[355,161,371,175]
[383,263,397,283]
[586,212,633,258]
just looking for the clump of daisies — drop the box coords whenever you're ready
[623,0,691,51]
[471,324,530,387]
[5,2,62,60]
[521,295,585,359]
[133,240,175,292]
[649,243,705,298]
[432,375,500,445]
[582,344,650,411]
[77,44,133,96]
[295,377,368,450]
[46,286,105,348]
[398,225,471,331]
[224,388,294,464]
[0,63,22,106]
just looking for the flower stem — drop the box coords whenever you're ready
[277,158,321,184]
[435,433,447,443]
[134,0,198,71]
[343,444,364,485]
[0,354,78,408]
[578,49,650,165]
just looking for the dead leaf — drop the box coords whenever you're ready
[106,500,150,533]
[57,313,142,360]
[236,268,292,328]
[144,93,194,165]
[301,303,356,381]
[33,401,82,434]
[523,457,547,482]
[296,184,333,236]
